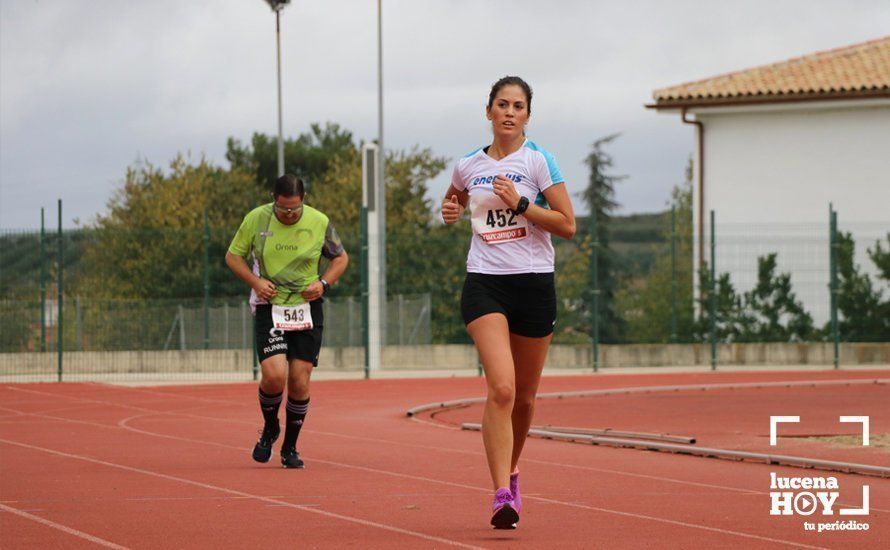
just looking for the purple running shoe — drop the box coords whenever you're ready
[490,487,519,529]
[510,469,521,513]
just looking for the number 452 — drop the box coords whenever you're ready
[486,209,518,228]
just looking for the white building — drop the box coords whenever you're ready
[650,37,890,324]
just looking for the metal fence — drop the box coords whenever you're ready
[0,204,887,381]
[0,294,431,381]
[692,211,889,367]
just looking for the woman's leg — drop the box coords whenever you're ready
[509,333,552,470]
[467,313,515,491]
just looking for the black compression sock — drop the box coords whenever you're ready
[282,397,309,450]
[258,388,283,428]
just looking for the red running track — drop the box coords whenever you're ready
[1,370,888,549]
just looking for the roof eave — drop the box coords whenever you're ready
[647,89,890,110]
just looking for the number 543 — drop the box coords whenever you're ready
[284,309,304,322]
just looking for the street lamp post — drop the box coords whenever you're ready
[263,0,291,177]
[377,0,387,345]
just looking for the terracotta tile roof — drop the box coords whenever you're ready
[652,36,890,107]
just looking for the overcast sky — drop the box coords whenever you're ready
[1,0,888,229]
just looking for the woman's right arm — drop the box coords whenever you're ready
[441,184,468,224]
[225,252,277,300]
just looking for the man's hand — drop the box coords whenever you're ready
[301,281,324,302]
[252,278,277,301]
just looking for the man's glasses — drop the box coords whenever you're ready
[274,204,303,215]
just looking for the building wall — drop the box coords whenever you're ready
[697,99,890,224]
[690,99,890,326]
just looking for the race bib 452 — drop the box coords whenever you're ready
[470,193,528,244]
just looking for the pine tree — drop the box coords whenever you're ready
[696,254,816,343]
[582,134,626,343]
[695,267,744,342]
[739,254,815,342]
[868,233,890,281]
[834,232,889,341]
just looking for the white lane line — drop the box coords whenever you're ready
[115,415,831,548]
[83,380,890,499]
[3,404,842,548]
[4,495,322,504]
[0,437,481,550]
[0,386,778,495]
[5,399,838,549]
[526,496,826,549]
[5,387,888,515]
[0,502,130,549]
[0,403,99,422]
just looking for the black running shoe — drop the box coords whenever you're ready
[281,448,304,469]
[252,424,280,463]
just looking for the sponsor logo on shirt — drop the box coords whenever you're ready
[479,227,528,242]
[471,173,523,186]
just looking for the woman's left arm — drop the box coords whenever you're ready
[492,176,576,240]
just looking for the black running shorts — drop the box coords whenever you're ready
[460,272,557,338]
[254,302,324,365]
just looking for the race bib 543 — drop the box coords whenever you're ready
[271,303,314,331]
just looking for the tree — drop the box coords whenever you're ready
[868,233,890,281]
[226,123,356,192]
[296,140,468,342]
[302,144,451,306]
[867,234,890,340]
[68,156,262,349]
[833,232,889,341]
[76,155,261,300]
[74,118,466,342]
[227,126,464,341]
[615,161,695,343]
[580,134,626,343]
[695,254,816,343]
[694,266,746,342]
[736,254,815,342]
[553,234,596,344]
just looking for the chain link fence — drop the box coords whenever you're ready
[1,207,887,381]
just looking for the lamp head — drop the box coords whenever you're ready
[263,0,291,12]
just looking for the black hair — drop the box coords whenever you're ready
[487,76,533,115]
[273,174,305,198]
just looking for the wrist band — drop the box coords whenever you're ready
[515,196,530,215]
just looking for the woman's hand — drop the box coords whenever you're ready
[441,195,463,224]
[492,174,521,210]
[252,278,277,301]
[301,281,324,302]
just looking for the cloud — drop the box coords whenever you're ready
[2,0,887,227]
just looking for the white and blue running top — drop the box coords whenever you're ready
[451,139,564,274]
